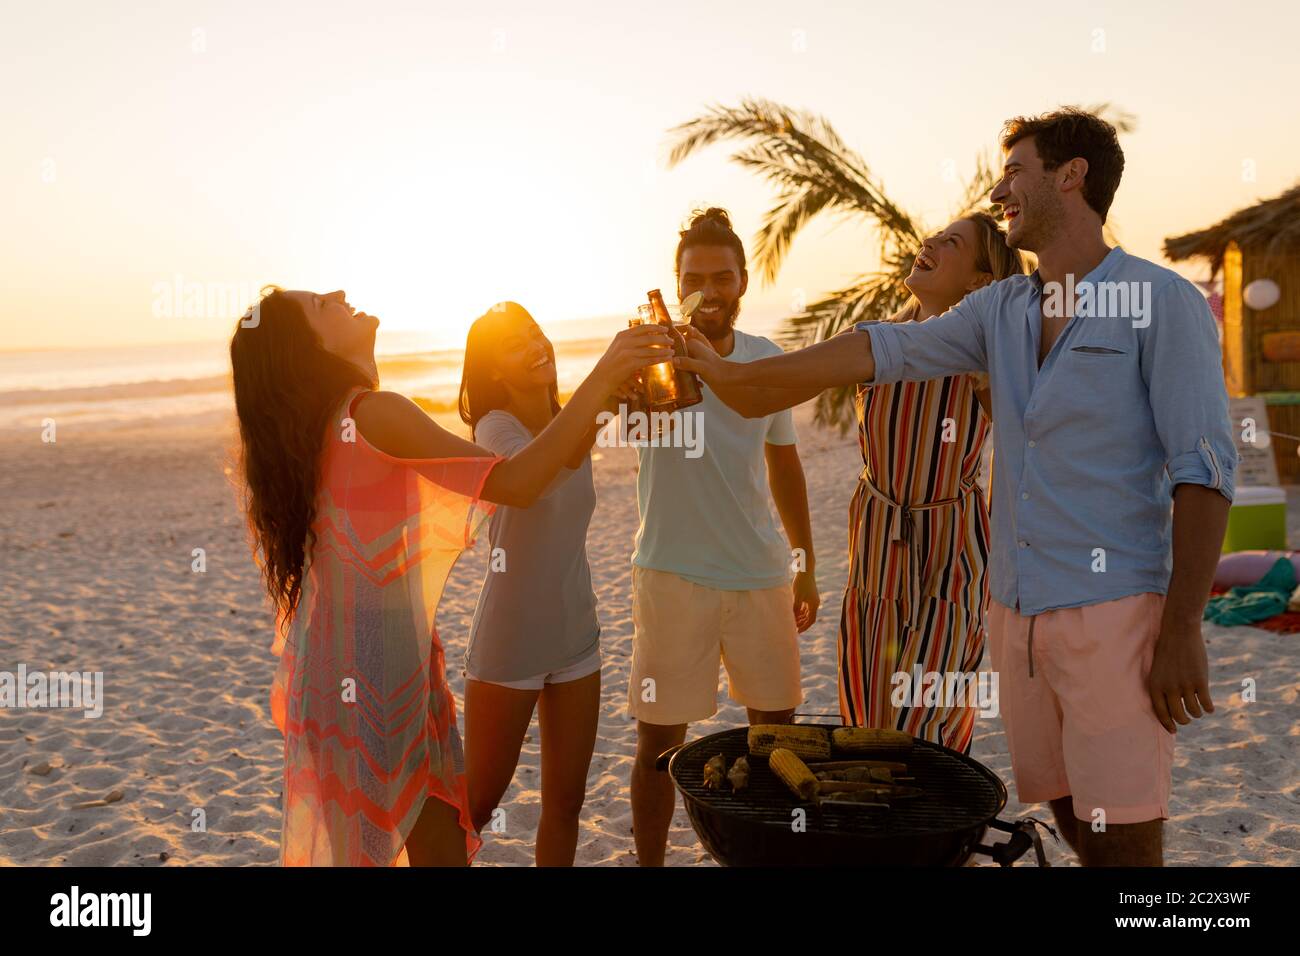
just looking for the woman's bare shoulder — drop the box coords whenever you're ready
[352,390,457,459]
[353,389,424,429]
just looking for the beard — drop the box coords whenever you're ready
[1009,183,1064,253]
[689,298,741,342]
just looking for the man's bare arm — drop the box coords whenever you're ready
[765,442,819,631]
[676,325,874,405]
[1147,483,1229,733]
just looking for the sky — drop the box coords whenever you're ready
[3,0,1298,352]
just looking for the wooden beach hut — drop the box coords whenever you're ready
[1165,183,1300,481]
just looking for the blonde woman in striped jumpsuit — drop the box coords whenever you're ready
[679,213,1023,753]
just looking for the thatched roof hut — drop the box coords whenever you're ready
[1165,183,1300,275]
[1166,182,1300,482]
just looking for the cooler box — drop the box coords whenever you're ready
[1222,485,1287,553]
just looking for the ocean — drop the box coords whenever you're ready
[0,312,790,432]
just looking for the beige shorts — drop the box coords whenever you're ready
[627,566,802,725]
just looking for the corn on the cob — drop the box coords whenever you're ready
[769,748,820,802]
[831,727,914,756]
[747,724,832,760]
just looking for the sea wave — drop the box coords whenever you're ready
[0,338,611,430]
[0,374,233,409]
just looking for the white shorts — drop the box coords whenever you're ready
[627,565,802,725]
[466,645,602,691]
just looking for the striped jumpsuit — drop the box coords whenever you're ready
[838,370,990,753]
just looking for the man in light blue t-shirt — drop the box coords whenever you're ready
[627,207,818,866]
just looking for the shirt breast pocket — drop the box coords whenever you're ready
[1060,339,1138,417]
[1066,340,1136,379]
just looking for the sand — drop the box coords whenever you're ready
[0,405,1296,866]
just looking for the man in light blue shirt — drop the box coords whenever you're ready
[860,243,1234,616]
[676,110,1235,867]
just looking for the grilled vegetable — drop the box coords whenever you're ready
[727,755,750,792]
[805,759,908,773]
[769,748,819,802]
[748,724,832,760]
[821,793,890,809]
[831,727,914,756]
[814,766,896,784]
[815,781,923,799]
[703,754,726,790]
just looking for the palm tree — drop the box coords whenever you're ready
[665,98,1135,432]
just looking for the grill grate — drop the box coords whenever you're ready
[672,727,1003,837]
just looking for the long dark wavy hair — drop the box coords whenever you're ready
[229,286,375,630]
[457,301,560,439]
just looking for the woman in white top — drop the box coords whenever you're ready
[459,301,627,866]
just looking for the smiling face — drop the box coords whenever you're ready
[905,219,991,308]
[677,245,748,341]
[990,136,1066,252]
[491,316,556,392]
[285,289,379,369]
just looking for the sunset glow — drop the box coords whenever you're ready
[3,0,1298,352]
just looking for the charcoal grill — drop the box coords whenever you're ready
[658,726,1047,866]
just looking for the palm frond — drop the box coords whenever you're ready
[950,152,999,220]
[774,267,914,434]
[748,185,837,285]
[667,98,922,282]
[1084,102,1138,134]
[665,98,790,168]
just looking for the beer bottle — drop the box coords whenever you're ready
[645,289,703,411]
[622,306,653,417]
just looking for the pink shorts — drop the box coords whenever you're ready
[986,592,1174,825]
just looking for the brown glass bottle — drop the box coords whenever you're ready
[644,289,703,411]
[622,306,653,417]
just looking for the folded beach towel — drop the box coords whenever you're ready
[1203,557,1297,626]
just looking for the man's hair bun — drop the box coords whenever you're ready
[676,206,746,275]
[691,207,732,230]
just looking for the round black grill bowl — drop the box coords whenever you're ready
[665,727,1008,867]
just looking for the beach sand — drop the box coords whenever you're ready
[1,405,1296,866]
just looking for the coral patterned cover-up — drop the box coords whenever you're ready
[269,387,502,866]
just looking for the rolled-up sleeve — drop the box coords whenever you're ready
[856,288,991,384]
[1141,277,1237,502]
